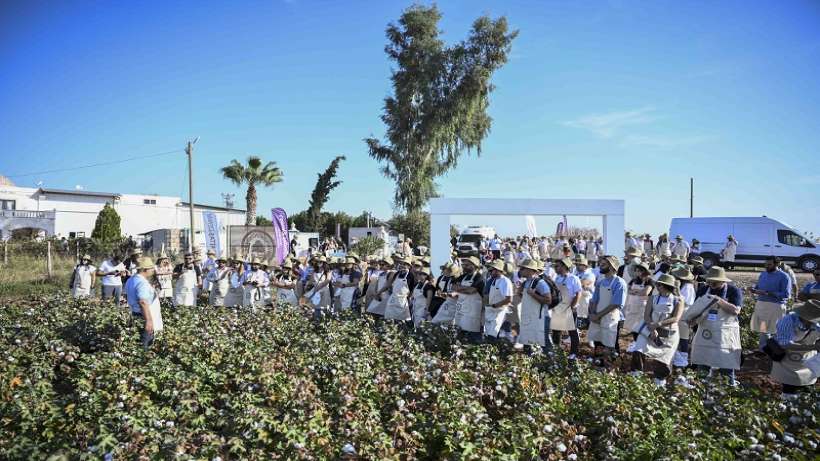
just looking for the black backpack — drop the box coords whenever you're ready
[525,276,562,309]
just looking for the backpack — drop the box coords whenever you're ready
[526,276,562,309]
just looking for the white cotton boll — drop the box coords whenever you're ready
[342,443,356,454]
[543,424,553,433]
[568,454,578,460]
[556,442,567,453]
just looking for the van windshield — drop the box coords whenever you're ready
[458,234,483,244]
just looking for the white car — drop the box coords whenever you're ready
[669,216,819,272]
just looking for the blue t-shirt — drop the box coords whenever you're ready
[126,274,155,314]
[754,269,791,304]
[590,276,627,309]
[800,281,820,294]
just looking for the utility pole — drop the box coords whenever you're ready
[690,177,694,218]
[186,138,199,252]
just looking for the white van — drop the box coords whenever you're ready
[669,217,819,272]
[456,226,497,257]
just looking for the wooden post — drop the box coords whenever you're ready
[3,240,7,265]
[47,241,53,277]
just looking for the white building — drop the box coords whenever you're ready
[0,179,246,252]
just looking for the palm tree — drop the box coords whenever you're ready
[220,156,284,225]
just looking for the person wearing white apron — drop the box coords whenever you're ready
[242,258,270,310]
[201,249,217,295]
[306,258,333,320]
[483,260,513,341]
[173,253,202,308]
[274,261,300,307]
[429,264,455,320]
[585,239,599,268]
[384,258,414,322]
[750,257,792,350]
[798,270,820,302]
[516,258,552,351]
[672,268,696,368]
[431,264,461,326]
[588,256,627,363]
[642,234,655,258]
[770,301,820,396]
[126,257,163,351]
[207,257,231,307]
[721,235,738,270]
[363,262,383,310]
[223,258,245,308]
[411,268,434,327]
[453,256,485,341]
[573,255,596,329]
[333,257,360,312]
[631,274,683,386]
[367,258,394,317]
[70,255,96,299]
[671,235,690,260]
[686,270,743,383]
[656,234,672,259]
[550,258,582,357]
[623,264,653,340]
[154,254,174,300]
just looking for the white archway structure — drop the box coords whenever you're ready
[429,197,625,271]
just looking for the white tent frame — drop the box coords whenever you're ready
[429,197,625,271]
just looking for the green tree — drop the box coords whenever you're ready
[351,211,383,228]
[91,203,122,243]
[365,5,517,213]
[289,210,310,233]
[389,211,430,247]
[220,156,284,225]
[323,211,353,245]
[255,215,272,226]
[306,156,346,231]
[350,235,385,258]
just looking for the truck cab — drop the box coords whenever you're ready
[456,226,496,257]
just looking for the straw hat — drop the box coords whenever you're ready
[250,257,263,265]
[634,261,651,274]
[556,257,574,270]
[156,252,169,261]
[418,267,431,276]
[129,248,143,257]
[625,231,633,237]
[461,256,481,268]
[705,267,732,283]
[656,273,677,290]
[136,256,155,271]
[345,257,357,264]
[486,260,506,272]
[347,252,360,263]
[792,300,820,323]
[207,249,216,256]
[574,254,589,266]
[671,267,695,282]
[688,255,704,265]
[381,256,394,266]
[600,255,619,270]
[675,235,683,240]
[81,254,92,261]
[281,260,294,270]
[625,247,642,258]
[518,258,541,272]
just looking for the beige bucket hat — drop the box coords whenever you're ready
[793,300,820,323]
[705,267,732,283]
[486,259,506,272]
[518,258,541,272]
[656,273,677,290]
[556,257,574,270]
[461,256,481,268]
[136,256,155,271]
[671,267,695,282]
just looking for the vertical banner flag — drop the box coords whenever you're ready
[271,208,289,266]
[202,211,221,256]
[562,215,568,236]
[555,222,564,237]
[525,215,537,238]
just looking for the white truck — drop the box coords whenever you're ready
[455,226,497,257]
[669,216,819,272]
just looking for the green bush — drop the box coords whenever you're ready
[91,203,122,243]
[1,296,817,460]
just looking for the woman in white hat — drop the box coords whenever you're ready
[411,267,434,328]
[630,274,684,386]
[623,262,653,341]
[154,253,174,301]
[516,258,552,351]
[483,260,514,341]
[685,267,743,383]
[70,254,96,299]
[273,260,299,307]
[721,235,738,270]
[573,255,596,329]
[452,256,486,342]
[384,256,415,323]
[366,257,394,318]
[770,300,820,397]
[305,256,332,320]
[241,258,271,310]
[334,257,361,312]
[551,257,582,358]
[223,256,245,308]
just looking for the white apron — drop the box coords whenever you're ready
[71,265,94,298]
[550,276,576,332]
[454,273,483,333]
[148,290,164,332]
[686,295,742,370]
[384,272,411,321]
[174,267,198,307]
[483,277,510,338]
[587,279,620,348]
[306,273,332,310]
[209,269,230,307]
[242,272,268,309]
[431,275,457,326]
[337,274,357,310]
[658,242,671,258]
[750,300,785,334]
[771,329,820,387]
[156,269,173,298]
[723,242,737,262]
[517,278,548,346]
[223,272,244,307]
[624,282,650,333]
[633,295,680,366]
[411,282,430,327]
[366,272,391,316]
[277,277,299,306]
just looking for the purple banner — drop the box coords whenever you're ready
[271,208,289,266]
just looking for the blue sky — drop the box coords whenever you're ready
[2,0,819,237]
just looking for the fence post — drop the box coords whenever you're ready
[47,241,53,278]
[3,240,7,266]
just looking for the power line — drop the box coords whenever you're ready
[6,148,185,179]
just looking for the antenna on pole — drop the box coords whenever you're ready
[221,193,235,209]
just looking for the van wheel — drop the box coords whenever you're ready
[701,254,719,270]
[798,256,819,272]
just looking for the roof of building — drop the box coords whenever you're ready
[38,187,120,198]
[179,201,246,213]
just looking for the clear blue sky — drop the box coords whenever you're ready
[2,1,819,237]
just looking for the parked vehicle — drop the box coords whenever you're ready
[456,226,496,257]
[669,217,819,272]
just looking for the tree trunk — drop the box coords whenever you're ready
[246,183,257,225]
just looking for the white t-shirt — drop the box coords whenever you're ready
[491,275,513,298]
[489,238,501,251]
[555,273,582,298]
[73,264,96,289]
[99,260,126,286]
[679,282,696,306]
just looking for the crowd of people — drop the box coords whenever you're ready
[67,231,820,397]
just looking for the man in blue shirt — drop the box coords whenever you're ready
[797,269,820,302]
[750,256,792,350]
[589,255,627,364]
[126,257,160,351]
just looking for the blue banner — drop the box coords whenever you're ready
[202,211,221,256]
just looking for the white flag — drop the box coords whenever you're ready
[525,215,537,238]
